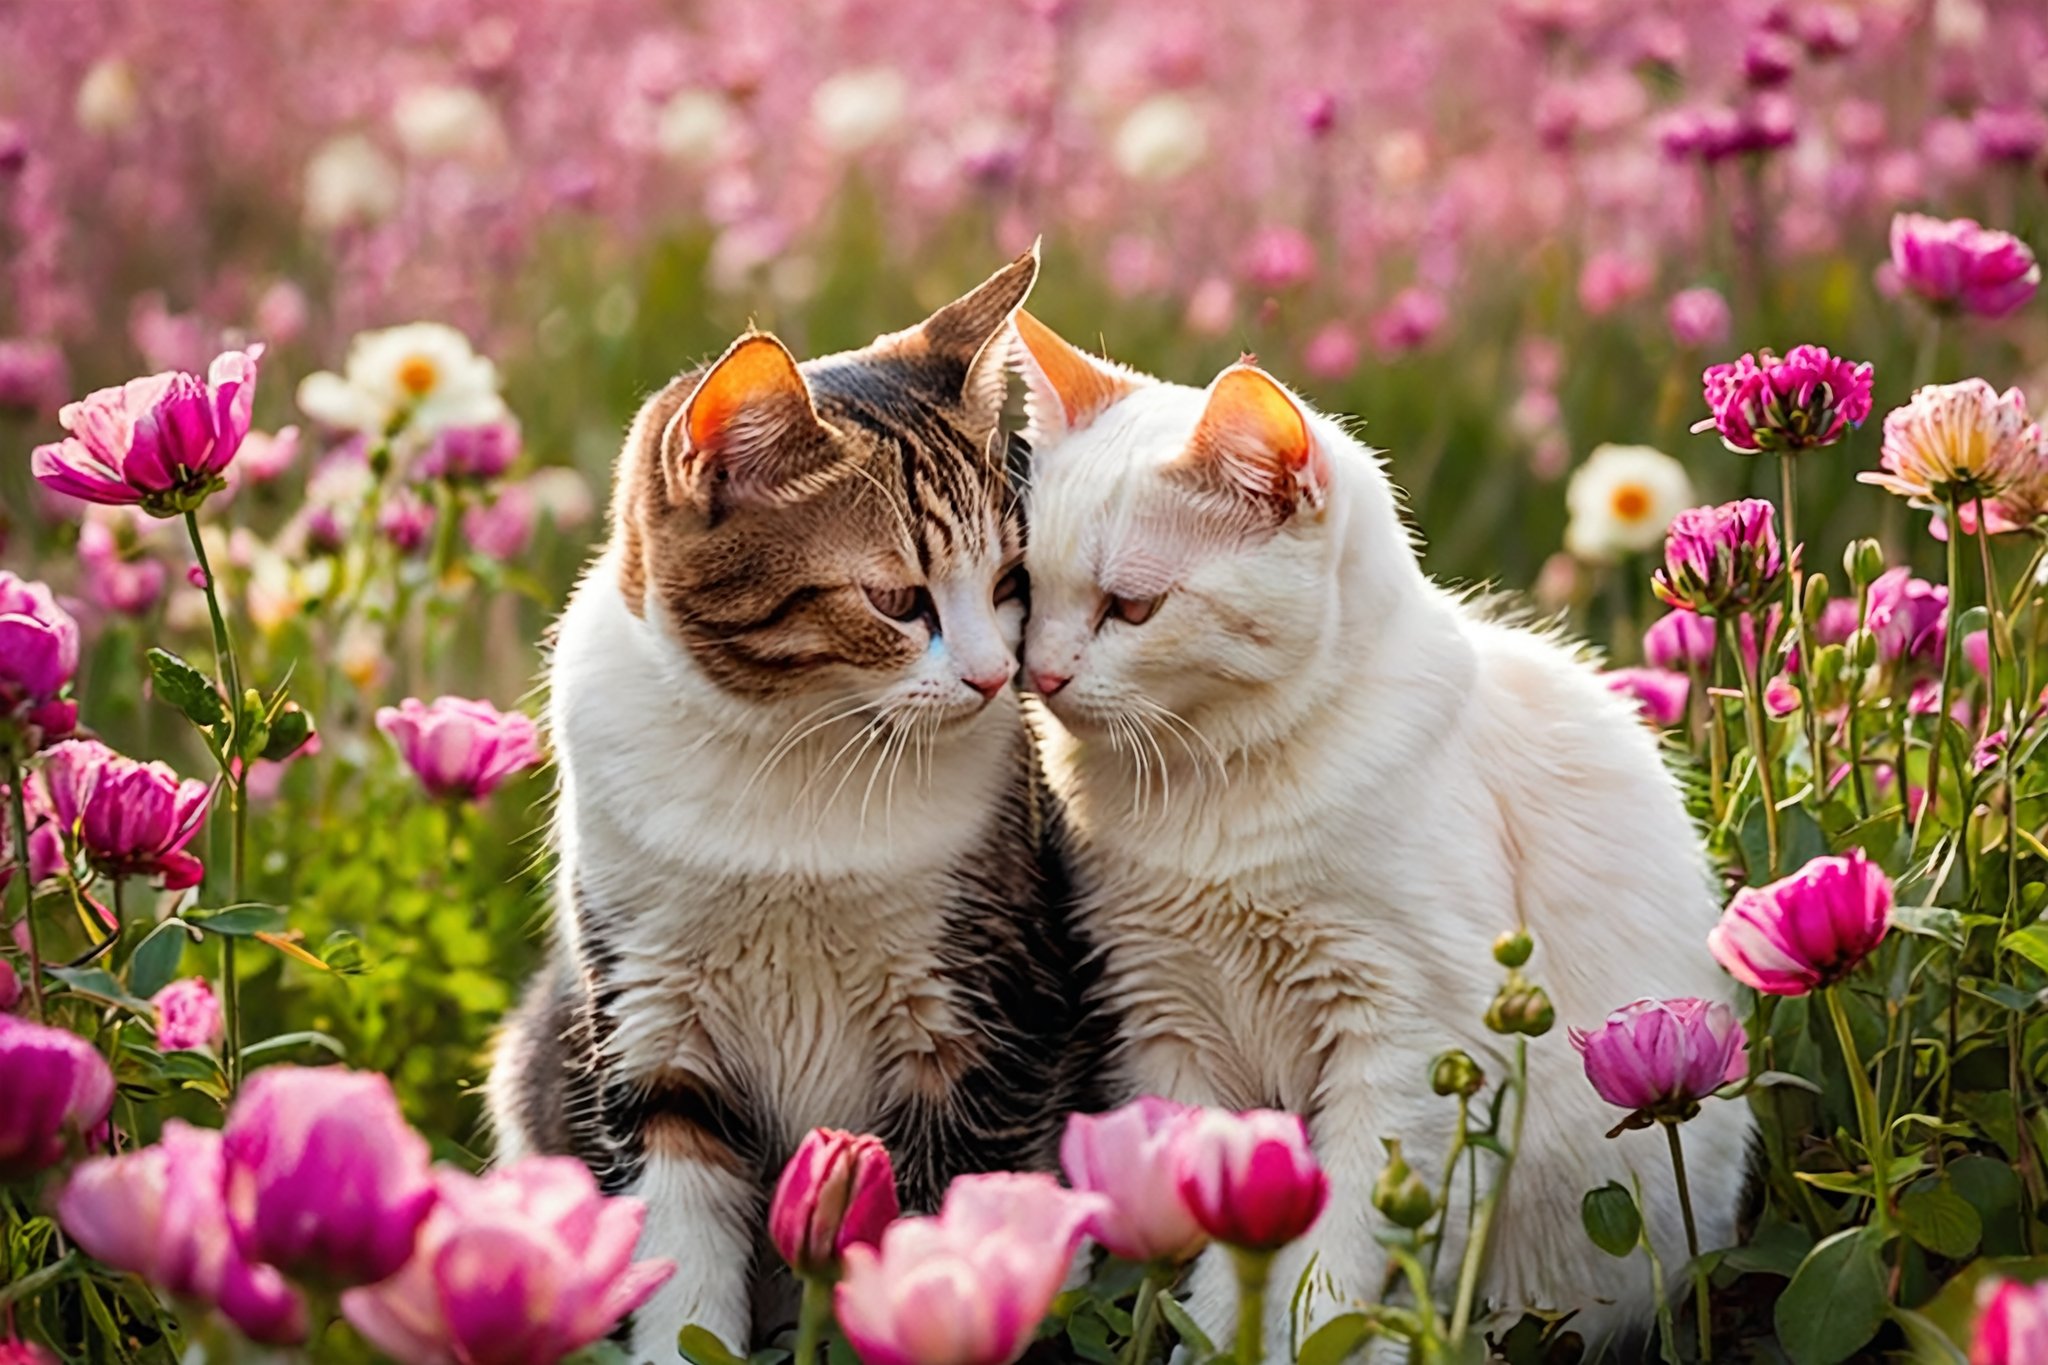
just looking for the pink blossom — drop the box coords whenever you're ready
[1889,214,2040,320]
[0,575,77,748]
[1577,251,1652,317]
[1797,5,1860,57]
[0,1014,114,1179]
[1605,668,1690,727]
[152,977,222,1052]
[78,519,167,617]
[31,347,262,513]
[1965,629,1989,676]
[1183,278,1236,337]
[0,959,16,1014]
[378,488,437,556]
[1173,1108,1328,1251]
[1665,288,1731,350]
[1062,1097,1209,1265]
[1764,675,1801,716]
[1570,997,1747,1120]
[1299,90,1338,139]
[416,420,521,483]
[1301,323,1361,381]
[1742,31,1800,87]
[42,740,210,890]
[1864,567,1948,665]
[770,1129,900,1276]
[0,339,68,414]
[341,1158,674,1365]
[235,426,301,484]
[1238,226,1316,291]
[1972,1278,2048,1365]
[1972,107,2048,166]
[1644,609,1716,671]
[1708,849,1894,996]
[376,696,542,801]
[0,1341,56,1365]
[462,481,536,561]
[0,774,62,897]
[59,1121,306,1344]
[1697,346,1875,454]
[1652,500,1787,615]
[1370,287,1448,355]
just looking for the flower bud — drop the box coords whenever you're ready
[1843,538,1885,591]
[1492,928,1533,968]
[1811,644,1845,695]
[1486,979,1556,1037]
[1372,1139,1436,1230]
[1845,628,1880,671]
[1801,572,1830,625]
[1430,1050,1484,1098]
[770,1129,899,1277]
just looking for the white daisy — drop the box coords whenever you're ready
[1114,95,1208,182]
[810,68,908,153]
[1564,443,1696,563]
[296,323,507,443]
[303,134,402,232]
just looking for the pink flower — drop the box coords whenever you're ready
[375,696,542,801]
[341,1158,674,1365]
[0,959,16,1014]
[0,1014,114,1179]
[1864,567,1948,665]
[1972,1278,2048,1365]
[0,572,80,745]
[1742,30,1799,87]
[1863,379,2036,506]
[1973,730,2007,775]
[42,739,211,890]
[1605,668,1689,727]
[835,1174,1105,1365]
[152,977,222,1052]
[416,419,521,483]
[1708,849,1894,996]
[235,426,301,484]
[59,1121,306,1344]
[1696,346,1875,454]
[770,1128,900,1276]
[0,338,68,414]
[0,1341,56,1365]
[1577,251,1652,317]
[1570,997,1747,1121]
[1173,1108,1328,1251]
[1643,609,1716,670]
[1370,287,1448,356]
[1666,288,1731,350]
[78,519,167,617]
[1299,90,1338,139]
[1966,629,1990,677]
[1239,226,1316,291]
[1889,214,2040,320]
[31,347,262,514]
[1652,499,1787,616]
[0,773,63,897]
[378,488,437,555]
[462,481,536,561]
[222,1066,439,1289]
[1301,323,1361,381]
[1974,107,2048,166]
[1061,1097,1209,1266]
[1764,675,1801,717]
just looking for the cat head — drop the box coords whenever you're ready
[1013,311,1408,750]
[613,248,1038,729]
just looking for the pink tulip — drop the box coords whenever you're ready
[341,1158,674,1365]
[41,739,210,890]
[0,572,79,746]
[1643,609,1716,671]
[1972,1279,2048,1365]
[836,1174,1106,1365]
[0,773,64,896]
[375,696,542,801]
[1570,998,1747,1121]
[1708,849,1894,996]
[222,1066,439,1288]
[1652,500,1787,616]
[59,1121,306,1344]
[31,347,262,513]
[1695,345,1874,455]
[1173,1109,1328,1251]
[153,977,222,1052]
[771,1128,900,1276]
[0,1014,114,1178]
[1665,288,1731,350]
[1061,1097,1209,1265]
[1605,668,1690,728]
[416,419,521,482]
[1890,214,2040,320]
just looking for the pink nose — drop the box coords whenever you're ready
[967,670,1012,700]
[1030,669,1071,696]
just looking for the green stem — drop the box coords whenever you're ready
[1780,457,1826,789]
[6,753,44,1020]
[1732,624,1782,875]
[1975,509,2018,928]
[183,511,246,1086]
[1919,496,1964,852]
[1124,1267,1169,1365]
[1825,986,1894,1238]
[1665,1122,1710,1361]
[1706,651,1730,823]
[1427,1096,1471,1282]
[1451,1040,1527,1345]
[1231,1248,1272,1365]
[792,1273,833,1364]
[1845,581,1874,821]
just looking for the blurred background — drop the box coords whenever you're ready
[1,0,2044,1140]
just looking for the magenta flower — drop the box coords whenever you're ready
[415,419,521,483]
[1973,107,2048,166]
[770,1128,900,1276]
[1741,30,1799,87]
[1369,287,1448,356]
[1300,322,1361,380]
[341,1157,674,1365]
[0,1340,56,1365]
[152,977,222,1052]
[1666,287,1732,350]
[1061,1097,1209,1266]
[1890,214,2040,320]
[0,338,68,415]
[59,1121,306,1345]
[836,1174,1106,1365]
[1570,997,1747,1126]
[1605,668,1690,728]
[1695,346,1875,455]
[378,488,437,556]
[0,773,64,896]
[375,696,542,801]
[1863,567,1948,665]
[1973,1279,2048,1365]
[1577,251,1652,317]
[461,481,536,561]
[41,740,211,891]
[77,521,168,618]
[31,347,262,515]
[0,573,80,746]
[1651,500,1788,616]
[222,1066,438,1288]
[1173,1108,1328,1252]
[0,959,16,1015]
[1239,226,1316,291]
[1643,608,1717,671]
[0,1014,114,1179]
[1708,849,1894,996]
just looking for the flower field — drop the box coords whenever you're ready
[4,0,2048,1362]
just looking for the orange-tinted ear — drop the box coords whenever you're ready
[1011,310,1146,445]
[1171,361,1328,516]
[663,332,834,509]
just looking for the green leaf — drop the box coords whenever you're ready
[1158,1292,1218,1359]
[1774,1227,1891,1365]
[186,903,287,937]
[147,647,223,727]
[1746,1069,1823,1096]
[1067,1307,1116,1364]
[1718,1219,1813,1278]
[1959,976,2042,1012]
[261,705,314,761]
[1889,1307,1970,1365]
[1948,1155,2027,1255]
[44,965,153,1015]
[1581,1181,1642,1259]
[1889,905,1995,950]
[1998,925,2048,975]
[1897,1188,1982,1259]
[240,1030,346,1062]
[1296,1313,1381,1365]
[1794,1169,1873,1196]
[677,1325,748,1365]
[0,1251,79,1310]
[126,918,189,998]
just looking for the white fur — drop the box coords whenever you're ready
[1022,377,1752,1351]
[545,542,1024,1360]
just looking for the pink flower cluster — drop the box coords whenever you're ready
[1696,346,1874,455]
[42,738,212,891]
[0,572,79,748]
[1651,499,1788,616]
[1890,213,2041,320]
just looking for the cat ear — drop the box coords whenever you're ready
[662,332,835,510]
[1171,360,1329,517]
[887,244,1041,441]
[1010,310,1146,446]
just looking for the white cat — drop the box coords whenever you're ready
[1010,312,1753,1352]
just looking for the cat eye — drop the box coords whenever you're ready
[865,584,936,628]
[993,565,1029,609]
[1105,593,1166,627]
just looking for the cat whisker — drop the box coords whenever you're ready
[1133,697,1229,785]
[743,697,885,801]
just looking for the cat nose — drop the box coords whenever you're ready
[966,667,1014,700]
[1030,668,1070,696]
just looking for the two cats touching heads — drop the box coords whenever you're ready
[486,245,1751,1361]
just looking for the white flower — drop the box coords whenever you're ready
[297,323,507,442]
[1564,443,1696,563]
[654,89,732,165]
[810,68,908,153]
[303,134,402,231]
[1113,95,1208,182]
[391,84,504,162]
[76,58,141,135]
[526,467,596,531]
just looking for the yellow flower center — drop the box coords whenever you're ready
[1610,483,1653,522]
[396,355,440,396]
